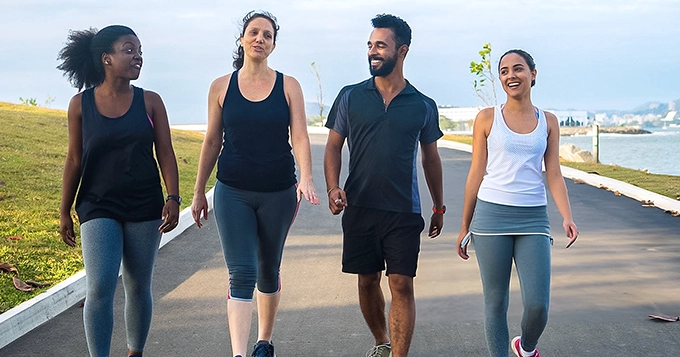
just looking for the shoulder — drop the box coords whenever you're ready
[142,88,163,103]
[68,91,84,107]
[210,73,232,93]
[476,107,495,121]
[282,73,302,91]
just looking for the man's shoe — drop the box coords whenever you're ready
[365,343,391,357]
[511,336,540,357]
[252,340,275,357]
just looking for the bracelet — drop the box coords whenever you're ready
[432,205,446,215]
[327,186,341,195]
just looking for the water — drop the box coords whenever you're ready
[559,127,680,176]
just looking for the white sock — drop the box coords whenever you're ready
[521,347,536,357]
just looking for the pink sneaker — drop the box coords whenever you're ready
[511,336,540,357]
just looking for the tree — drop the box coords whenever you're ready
[310,62,324,125]
[469,43,497,107]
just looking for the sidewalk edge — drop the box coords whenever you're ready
[0,188,214,349]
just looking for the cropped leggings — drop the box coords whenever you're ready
[80,218,162,357]
[473,234,551,357]
[213,181,298,301]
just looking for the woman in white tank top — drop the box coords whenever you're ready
[456,49,578,357]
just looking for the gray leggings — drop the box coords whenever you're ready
[472,234,551,357]
[80,218,162,357]
[213,181,298,301]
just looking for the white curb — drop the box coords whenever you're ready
[0,188,214,349]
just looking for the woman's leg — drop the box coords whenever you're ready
[513,234,551,353]
[214,182,260,357]
[473,234,515,357]
[253,185,298,343]
[120,219,163,355]
[80,218,125,357]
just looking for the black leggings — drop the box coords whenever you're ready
[213,181,298,301]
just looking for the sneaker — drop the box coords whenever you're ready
[365,343,391,357]
[252,340,275,357]
[511,336,540,357]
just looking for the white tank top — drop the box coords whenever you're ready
[477,104,548,206]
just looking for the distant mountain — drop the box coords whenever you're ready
[305,101,329,118]
[601,98,680,116]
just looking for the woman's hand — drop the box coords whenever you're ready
[297,178,319,205]
[191,192,209,228]
[159,200,180,233]
[564,219,578,248]
[60,213,77,247]
[457,229,471,260]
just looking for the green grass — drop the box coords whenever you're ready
[559,162,680,201]
[0,102,214,313]
[443,133,680,202]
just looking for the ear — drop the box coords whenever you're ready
[101,53,111,66]
[399,44,409,59]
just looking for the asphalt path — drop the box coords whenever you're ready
[3,133,680,356]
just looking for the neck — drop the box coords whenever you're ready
[503,94,533,112]
[239,59,271,77]
[373,66,406,95]
[97,78,132,95]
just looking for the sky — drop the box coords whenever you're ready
[1,0,679,124]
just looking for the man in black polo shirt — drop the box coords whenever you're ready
[324,13,445,357]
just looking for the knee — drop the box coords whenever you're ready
[524,301,549,320]
[257,267,281,294]
[388,274,414,297]
[228,266,258,299]
[358,273,381,291]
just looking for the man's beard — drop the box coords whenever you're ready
[369,53,397,77]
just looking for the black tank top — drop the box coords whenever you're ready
[217,70,296,192]
[76,86,163,223]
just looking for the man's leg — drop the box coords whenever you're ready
[387,273,415,357]
[358,272,390,345]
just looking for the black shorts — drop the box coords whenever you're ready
[341,205,425,277]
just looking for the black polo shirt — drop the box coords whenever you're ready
[325,77,443,214]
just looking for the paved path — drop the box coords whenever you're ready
[3,134,680,356]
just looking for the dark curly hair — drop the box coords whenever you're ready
[371,14,412,48]
[233,10,279,70]
[57,25,137,91]
[498,49,536,87]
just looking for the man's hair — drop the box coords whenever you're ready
[371,14,411,48]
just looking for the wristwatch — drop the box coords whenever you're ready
[432,205,446,215]
[166,194,182,205]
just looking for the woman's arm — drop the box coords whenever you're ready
[543,111,578,246]
[146,90,180,233]
[458,108,493,259]
[191,75,228,227]
[284,75,319,205]
[60,94,84,247]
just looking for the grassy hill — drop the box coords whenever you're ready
[0,102,214,313]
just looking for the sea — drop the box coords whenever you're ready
[559,127,680,176]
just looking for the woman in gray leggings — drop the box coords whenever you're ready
[456,49,578,357]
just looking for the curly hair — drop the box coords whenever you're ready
[371,14,412,48]
[57,25,136,90]
[233,10,279,70]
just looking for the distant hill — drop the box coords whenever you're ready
[305,101,329,118]
[600,98,680,116]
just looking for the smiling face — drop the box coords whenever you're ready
[367,27,402,77]
[241,16,276,62]
[498,52,537,97]
[103,34,143,80]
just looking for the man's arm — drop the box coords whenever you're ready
[421,141,444,238]
[324,130,347,215]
